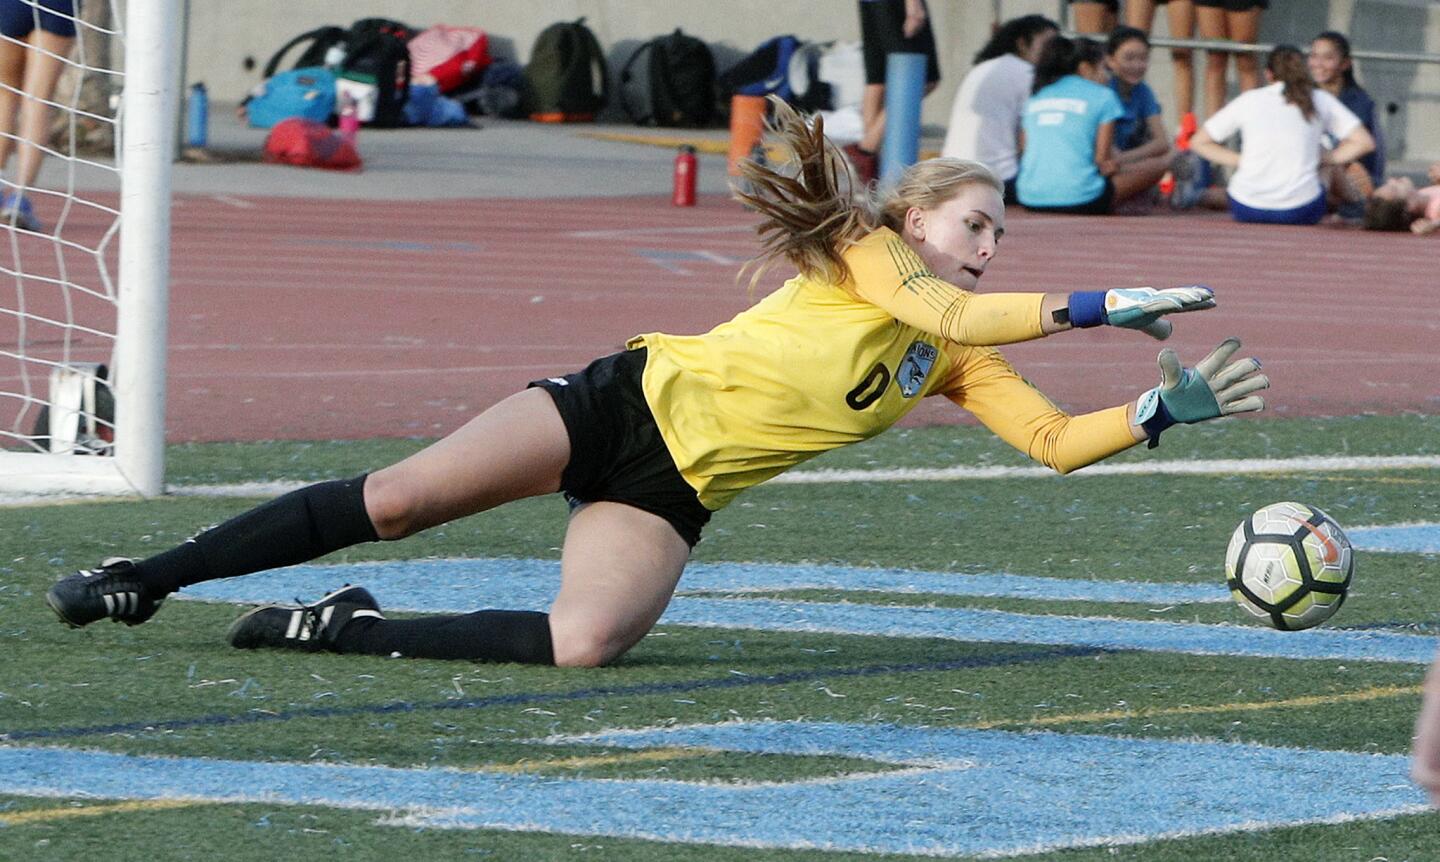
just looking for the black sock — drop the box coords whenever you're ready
[332,610,554,664]
[136,475,380,595]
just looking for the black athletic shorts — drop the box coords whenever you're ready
[859,0,940,86]
[1022,178,1115,216]
[1193,0,1267,10]
[1068,0,1120,12]
[529,348,711,548]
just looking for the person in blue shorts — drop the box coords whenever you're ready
[0,0,77,232]
[1309,30,1384,219]
[1186,45,1374,225]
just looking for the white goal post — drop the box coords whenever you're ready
[0,0,175,497]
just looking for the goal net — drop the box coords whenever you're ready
[0,0,174,497]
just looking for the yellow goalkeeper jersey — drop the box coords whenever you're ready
[629,227,1136,510]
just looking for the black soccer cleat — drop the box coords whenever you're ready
[46,558,166,628]
[226,585,382,652]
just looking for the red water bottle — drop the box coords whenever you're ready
[672,145,697,206]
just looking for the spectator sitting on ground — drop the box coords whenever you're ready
[1182,45,1374,226]
[1103,26,1177,210]
[1016,37,1166,215]
[940,14,1058,203]
[1309,30,1384,190]
[1363,174,1440,236]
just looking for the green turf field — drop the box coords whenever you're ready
[3,415,1439,860]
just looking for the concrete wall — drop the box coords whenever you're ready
[184,0,1440,163]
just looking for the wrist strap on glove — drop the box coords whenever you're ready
[1135,386,1176,449]
[1067,291,1108,328]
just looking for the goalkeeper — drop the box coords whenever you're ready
[47,99,1267,668]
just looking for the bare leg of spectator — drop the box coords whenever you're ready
[1226,7,1262,92]
[1167,0,1197,120]
[859,83,885,153]
[15,30,73,192]
[1196,4,1230,120]
[0,37,25,177]
[1113,152,1173,204]
[1071,2,1115,34]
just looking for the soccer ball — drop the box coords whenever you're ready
[1225,502,1354,631]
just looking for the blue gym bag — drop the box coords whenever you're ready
[245,67,337,129]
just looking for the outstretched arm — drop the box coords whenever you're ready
[846,228,1214,346]
[943,338,1267,472]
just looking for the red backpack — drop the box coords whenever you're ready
[410,25,490,93]
[263,118,362,170]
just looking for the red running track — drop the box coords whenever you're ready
[9,192,1437,442]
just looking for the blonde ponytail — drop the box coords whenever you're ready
[734,97,1004,290]
[734,98,875,290]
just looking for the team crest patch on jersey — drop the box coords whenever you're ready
[895,341,938,398]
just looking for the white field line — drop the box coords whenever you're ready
[768,454,1440,484]
[4,454,1437,508]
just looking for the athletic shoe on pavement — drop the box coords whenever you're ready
[1169,151,1206,210]
[0,192,42,232]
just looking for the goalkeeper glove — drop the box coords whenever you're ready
[1135,337,1268,448]
[1066,285,1216,340]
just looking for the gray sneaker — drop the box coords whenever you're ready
[47,558,165,628]
[227,585,382,651]
[1169,151,1206,210]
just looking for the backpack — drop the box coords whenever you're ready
[523,18,608,122]
[245,66,337,129]
[718,35,801,102]
[409,25,491,93]
[263,118,362,171]
[30,363,114,455]
[788,40,865,112]
[262,26,348,79]
[619,29,716,127]
[451,59,525,118]
[336,21,412,127]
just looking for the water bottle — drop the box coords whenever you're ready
[339,94,360,146]
[672,145,697,207]
[186,82,208,149]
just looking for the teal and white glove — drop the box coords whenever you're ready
[1135,337,1268,447]
[1066,285,1216,340]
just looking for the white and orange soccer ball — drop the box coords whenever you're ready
[1225,502,1354,631]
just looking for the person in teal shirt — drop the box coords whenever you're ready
[1017,37,1123,213]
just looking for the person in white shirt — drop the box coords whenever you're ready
[1184,44,1374,225]
[940,14,1058,203]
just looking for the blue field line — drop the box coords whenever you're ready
[0,723,1424,857]
[1,647,1099,742]
[665,599,1440,665]
[1351,524,1440,555]
[180,559,1438,665]
[181,558,1228,607]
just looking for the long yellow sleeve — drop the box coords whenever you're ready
[939,345,1140,473]
[843,228,1047,346]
